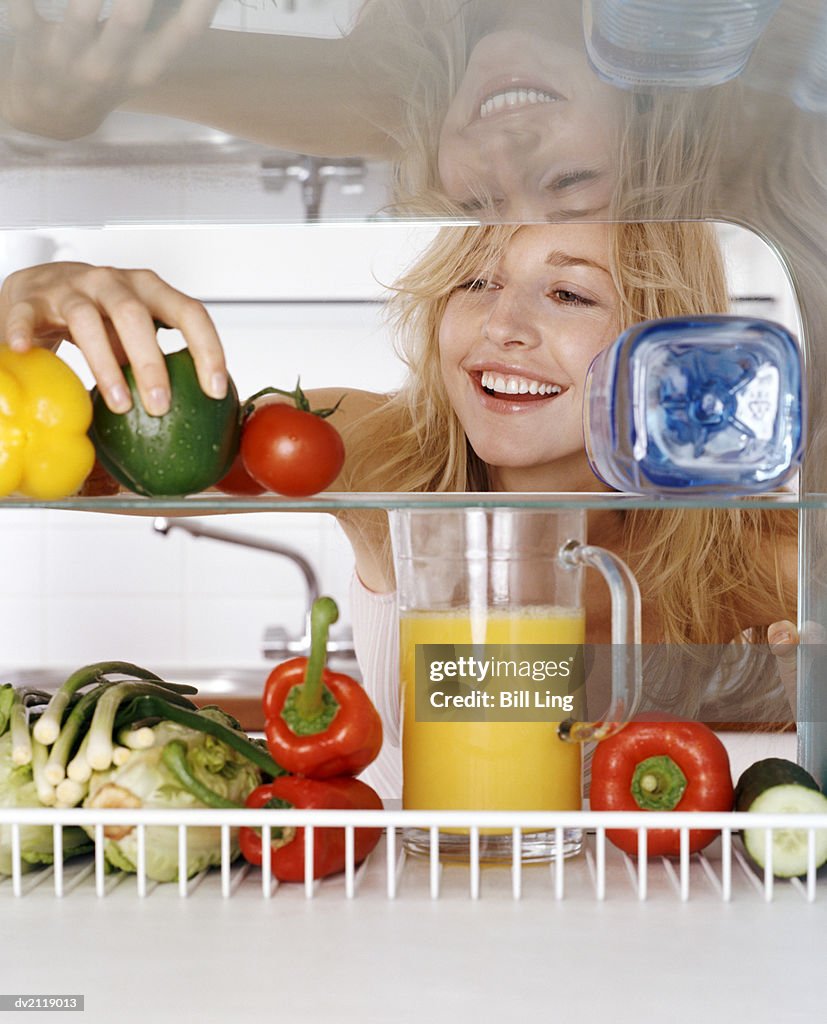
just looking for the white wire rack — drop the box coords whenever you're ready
[1,807,825,905]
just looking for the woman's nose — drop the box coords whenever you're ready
[449,130,540,212]
[482,289,543,349]
[478,129,539,192]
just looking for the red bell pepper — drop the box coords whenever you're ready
[263,596,382,778]
[238,776,384,882]
[589,718,734,857]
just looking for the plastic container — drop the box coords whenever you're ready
[582,0,783,89]
[583,315,804,494]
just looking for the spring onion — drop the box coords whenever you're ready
[33,661,165,745]
[87,682,199,772]
[10,691,32,766]
[30,738,55,807]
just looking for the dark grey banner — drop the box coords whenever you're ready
[411,641,814,725]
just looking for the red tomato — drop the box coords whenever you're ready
[240,403,345,497]
[214,452,267,496]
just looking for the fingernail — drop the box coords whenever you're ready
[108,383,132,414]
[209,371,228,400]
[147,386,170,416]
[7,332,27,352]
[772,631,791,645]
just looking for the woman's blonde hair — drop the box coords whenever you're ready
[347,220,797,657]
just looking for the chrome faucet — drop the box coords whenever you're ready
[152,517,355,661]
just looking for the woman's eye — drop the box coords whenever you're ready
[457,277,490,292]
[548,169,599,192]
[553,289,594,306]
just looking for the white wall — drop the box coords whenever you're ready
[0,222,800,673]
[0,224,436,672]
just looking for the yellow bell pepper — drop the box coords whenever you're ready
[0,344,95,500]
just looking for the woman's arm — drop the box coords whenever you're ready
[122,26,404,158]
[0,2,403,158]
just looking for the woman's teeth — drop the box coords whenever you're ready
[479,89,558,119]
[480,371,562,396]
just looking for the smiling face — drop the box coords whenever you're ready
[437,224,620,490]
[437,28,624,220]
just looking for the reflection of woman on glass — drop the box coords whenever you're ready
[0,0,625,218]
[0,220,798,795]
[1,1,822,227]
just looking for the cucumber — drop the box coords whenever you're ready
[734,758,827,878]
[734,757,821,811]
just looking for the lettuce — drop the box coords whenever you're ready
[0,732,92,875]
[83,708,261,882]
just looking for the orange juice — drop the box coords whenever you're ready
[401,607,585,819]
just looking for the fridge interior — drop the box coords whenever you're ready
[0,3,826,1021]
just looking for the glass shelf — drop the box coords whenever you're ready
[0,490,811,514]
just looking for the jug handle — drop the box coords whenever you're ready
[557,540,642,744]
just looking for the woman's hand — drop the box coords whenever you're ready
[1,0,219,140]
[768,619,799,713]
[769,619,827,718]
[0,261,227,416]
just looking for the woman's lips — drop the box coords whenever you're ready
[478,87,562,121]
[469,76,566,126]
[472,371,567,409]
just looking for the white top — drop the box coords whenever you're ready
[349,572,403,799]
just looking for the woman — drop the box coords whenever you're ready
[0,219,799,794]
[0,0,628,220]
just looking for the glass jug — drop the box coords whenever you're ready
[389,508,642,862]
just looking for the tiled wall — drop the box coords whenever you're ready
[0,223,431,672]
[0,506,355,670]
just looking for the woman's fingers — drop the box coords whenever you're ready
[768,619,798,712]
[43,0,109,66]
[767,619,797,655]
[0,262,228,416]
[74,267,227,415]
[5,0,41,34]
[80,272,174,414]
[1,0,217,138]
[84,1,157,79]
[4,299,38,351]
[130,0,220,87]
[62,293,136,413]
[141,272,227,401]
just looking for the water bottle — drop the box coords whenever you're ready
[792,5,827,113]
[582,0,784,89]
[583,315,804,494]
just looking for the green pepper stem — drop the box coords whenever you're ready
[161,741,241,809]
[296,597,339,718]
[630,755,688,811]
